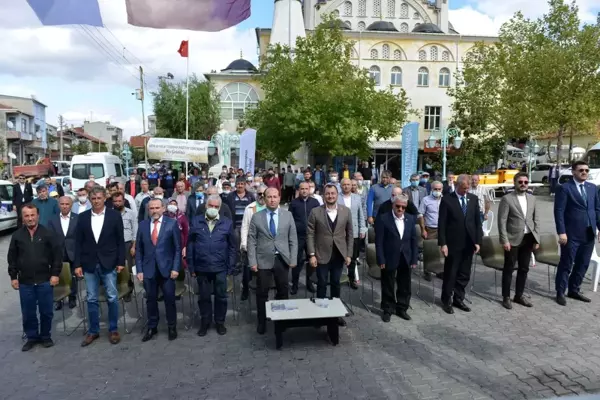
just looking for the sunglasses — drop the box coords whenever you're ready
[517,180,529,185]
[577,169,590,173]
[394,205,406,210]
[257,192,265,196]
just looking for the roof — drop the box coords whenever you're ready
[221,58,258,73]
[325,19,351,30]
[367,21,398,32]
[59,127,106,144]
[0,103,15,110]
[0,94,47,108]
[412,23,445,34]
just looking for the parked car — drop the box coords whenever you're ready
[0,180,18,231]
[70,153,126,191]
[530,163,570,184]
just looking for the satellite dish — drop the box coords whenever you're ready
[8,153,16,160]
[6,121,14,130]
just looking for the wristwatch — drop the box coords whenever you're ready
[309,253,315,257]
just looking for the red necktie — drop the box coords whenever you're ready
[151,220,159,245]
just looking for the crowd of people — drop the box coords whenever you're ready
[7,159,598,352]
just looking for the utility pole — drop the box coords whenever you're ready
[139,66,148,167]
[58,115,64,161]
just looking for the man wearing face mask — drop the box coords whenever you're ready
[220,181,231,203]
[32,185,59,227]
[240,184,268,300]
[198,186,233,220]
[308,181,324,205]
[403,173,427,210]
[328,172,341,193]
[171,181,189,214]
[125,174,141,199]
[185,182,206,224]
[147,168,160,190]
[113,193,138,302]
[353,172,368,221]
[160,169,175,198]
[167,199,189,270]
[72,188,91,214]
[367,170,392,225]
[264,168,281,193]
[139,187,166,223]
[118,182,138,216]
[418,181,443,240]
[418,171,432,195]
[135,180,151,210]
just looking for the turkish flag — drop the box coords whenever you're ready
[178,40,189,58]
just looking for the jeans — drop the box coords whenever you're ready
[197,271,228,324]
[85,265,119,335]
[19,282,54,341]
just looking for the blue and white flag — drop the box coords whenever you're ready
[239,128,257,175]
[401,122,419,188]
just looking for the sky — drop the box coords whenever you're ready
[0,0,598,139]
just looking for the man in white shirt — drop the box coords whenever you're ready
[308,181,323,205]
[469,174,491,223]
[72,188,91,214]
[135,180,152,209]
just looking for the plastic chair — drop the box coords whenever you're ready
[417,240,445,305]
[472,236,504,300]
[54,263,86,335]
[533,233,560,295]
[482,211,494,237]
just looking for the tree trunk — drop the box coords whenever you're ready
[568,127,574,162]
[556,124,565,164]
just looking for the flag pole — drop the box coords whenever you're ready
[185,38,190,177]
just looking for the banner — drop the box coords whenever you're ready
[401,122,419,188]
[238,128,257,174]
[146,138,209,163]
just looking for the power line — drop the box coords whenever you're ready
[102,26,161,76]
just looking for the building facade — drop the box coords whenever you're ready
[83,121,123,152]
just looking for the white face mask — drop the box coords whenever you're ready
[432,191,442,198]
[330,177,338,183]
[167,205,178,214]
[78,195,87,203]
[309,188,315,194]
[154,195,164,199]
[357,180,363,187]
[206,207,219,219]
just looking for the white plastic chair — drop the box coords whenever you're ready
[482,211,494,236]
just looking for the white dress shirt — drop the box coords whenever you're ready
[312,194,324,205]
[342,194,352,208]
[326,205,338,222]
[19,184,25,201]
[60,213,70,236]
[516,193,529,233]
[91,208,106,243]
[394,213,405,239]
[150,216,163,237]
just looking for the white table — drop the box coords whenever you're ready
[266,298,349,349]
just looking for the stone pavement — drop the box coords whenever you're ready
[1,195,600,400]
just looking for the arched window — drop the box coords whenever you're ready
[417,67,429,87]
[369,66,381,85]
[370,49,378,59]
[413,12,420,19]
[343,1,353,17]
[393,49,402,60]
[391,66,402,86]
[373,0,381,17]
[387,0,395,17]
[442,50,450,61]
[358,0,366,16]
[400,22,409,33]
[418,50,427,61]
[439,68,451,87]
[430,46,438,61]
[333,9,340,17]
[358,21,366,31]
[382,44,390,59]
[400,3,408,18]
[345,20,352,29]
[219,82,259,120]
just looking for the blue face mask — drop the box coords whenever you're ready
[195,192,204,199]
[420,178,428,183]
[410,181,419,187]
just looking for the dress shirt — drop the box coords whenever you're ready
[60,213,70,236]
[394,213,404,239]
[312,194,324,205]
[326,205,338,222]
[151,216,163,236]
[265,207,279,232]
[342,194,352,208]
[91,208,106,243]
[19,184,25,201]
[516,193,530,233]
[418,195,441,228]
[135,191,151,209]
[469,185,489,214]
[120,207,138,242]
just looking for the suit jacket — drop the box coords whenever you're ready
[135,217,182,279]
[442,181,456,196]
[375,212,418,269]
[554,179,600,241]
[12,183,33,207]
[337,193,366,238]
[438,192,483,253]
[498,191,540,246]
[185,194,206,221]
[48,213,78,262]
[74,208,126,272]
[403,186,427,208]
[247,208,298,270]
[307,205,354,263]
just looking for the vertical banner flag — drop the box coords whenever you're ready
[239,128,257,174]
[126,0,251,32]
[178,40,189,57]
[401,122,419,189]
[27,0,103,26]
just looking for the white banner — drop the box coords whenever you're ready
[239,128,256,174]
[146,138,209,163]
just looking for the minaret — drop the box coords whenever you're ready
[436,0,449,33]
[269,0,306,50]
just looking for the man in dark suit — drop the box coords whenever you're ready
[442,172,456,196]
[136,199,182,342]
[185,182,206,223]
[307,184,353,326]
[13,174,34,228]
[438,174,482,314]
[378,186,419,216]
[48,196,79,310]
[375,194,418,322]
[74,186,126,347]
[554,160,600,306]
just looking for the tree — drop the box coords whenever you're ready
[72,141,90,155]
[243,15,412,162]
[152,75,221,140]
[449,0,600,164]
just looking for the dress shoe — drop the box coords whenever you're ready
[502,297,512,310]
[168,326,178,341]
[41,338,54,348]
[349,281,358,290]
[216,323,227,335]
[21,340,37,352]
[123,293,132,303]
[54,301,63,311]
[306,281,316,293]
[81,334,100,347]
[241,287,249,301]
[257,322,267,335]
[197,324,210,337]
[68,297,77,309]
[423,273,432,282]
[381,312,391,322]
[568,292,591,303]
[109,331,121,345]
[142,328,158,342]
[290,284,298,295]
[452,300,471,312]
[396,310,411,321]
[442,304,454,314]
[556,295,567,306]
[513,296,533,308]
[337,317,347,327]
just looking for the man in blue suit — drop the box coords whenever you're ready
[74,186,125,347]
[375,194,418,322]
[136,198,182,342]
[554,160,600,306]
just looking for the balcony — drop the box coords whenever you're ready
[6,131,33,141]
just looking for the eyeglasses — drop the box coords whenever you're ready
[577,169,590,173]
[394,205,406,210]
[257,192,265,196]
[517,180,529,185]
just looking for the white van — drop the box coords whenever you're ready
[70,153,126,190]
[0,180,18,231]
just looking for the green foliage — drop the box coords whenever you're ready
[432,136,506,174]
[243,14,411,162]
[72,141,90,155]
[152,75,221,141]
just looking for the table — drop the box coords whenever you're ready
[266,298,349,349]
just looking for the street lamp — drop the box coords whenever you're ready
[525,138,539,182]
[210,126,240,168]
[427,127,462,181]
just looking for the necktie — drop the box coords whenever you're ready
[580,184,587,205]
[460,196,467,215]
[152,220,159,245]
[269,212,276,236]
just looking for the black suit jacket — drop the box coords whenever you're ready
[438,192,482,252]
[378,199,419,217]
[12,183,33,207]
[48,213,78,262]
[74,208,126,272]
[375,212,418,269]
[442,181,456,196]
[185,194,206,222]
